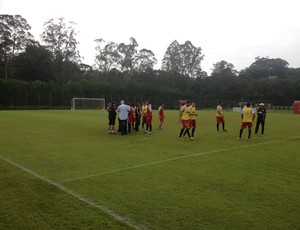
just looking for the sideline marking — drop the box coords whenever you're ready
[63,139,283,182]
[0,155,147,230]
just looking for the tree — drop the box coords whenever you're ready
[41,17,81,82]
[161,40,204,78]
[0,14,34,79]
[244,56,289,79]
[94,39,121,72]
[134,48,157,72]
[118,37,138,73]
[14,44,55,82]
[41,17,80,63]
[211,60,238,77]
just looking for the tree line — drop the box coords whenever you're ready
[1,14,300,109]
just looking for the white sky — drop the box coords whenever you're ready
[1,0,300,74]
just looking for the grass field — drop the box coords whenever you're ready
[0,109,300,229]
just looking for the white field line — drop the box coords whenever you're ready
[63,138,288,183]
[0,155,147,230]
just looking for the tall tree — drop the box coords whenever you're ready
[41,17,80,63]
[118,37,138,73]
[0,14,34,79]
[134,48,157,72]
[211,60,238,77]
[161,40,204,78]
[244,56,289,79]
[94,39,121,72]
[41,17,81,82]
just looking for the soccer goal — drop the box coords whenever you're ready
[71,98,105,110]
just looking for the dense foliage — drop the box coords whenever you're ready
[1,14,300,109]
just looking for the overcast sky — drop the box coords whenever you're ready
[1,0,300,74]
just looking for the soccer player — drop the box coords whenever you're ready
[158,103,164,130]
[127,102,135,134]
[106,102,117,134]
[189,101,198,138]
[216,101,227,132]
[237,102,256,140]
[141,102,148,130]
[255,103,267,135]
[135,102,142,132]
[145,101,153,134]
[179,101,193,140]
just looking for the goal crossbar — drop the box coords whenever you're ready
[71,97,105,110]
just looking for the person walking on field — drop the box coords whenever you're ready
[237,102,256,140]
[158,103,164,130]
[255,103,267,135]
[216,101,227,132]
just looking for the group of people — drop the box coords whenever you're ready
[106,99,267,140]
[178,101,198,140]
[216,101,267,140]
[106,100,165,135]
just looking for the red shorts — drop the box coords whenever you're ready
[181,120,189,129]
[241,122,253,129]
[142,115,147,122]
[159,116,164,123]
[189,119,196,128]
[146,115,152,125]
[216,116,224,124]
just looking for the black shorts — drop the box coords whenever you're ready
[109,117,116,125]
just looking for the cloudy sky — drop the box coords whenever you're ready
[1,0,300,74]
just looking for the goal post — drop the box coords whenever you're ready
[71,98,105,110]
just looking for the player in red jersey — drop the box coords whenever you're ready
[158,103,164,130]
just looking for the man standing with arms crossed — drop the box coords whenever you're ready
[237,102,256,140]
[255,103,267,135]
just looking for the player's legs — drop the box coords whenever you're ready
[255,119,261,134]
[261,120,265,134]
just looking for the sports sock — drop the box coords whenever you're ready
[179,128,184,137]
[239,129,243,138]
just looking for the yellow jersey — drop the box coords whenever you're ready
[190,106,196,120]
[242,107,254,122]
[142,105,147,115]
[181,105,191,120]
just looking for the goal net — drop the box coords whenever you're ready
[71,98,105,110]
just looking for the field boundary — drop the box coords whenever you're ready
[0,155,147,230]
[62,138,290,183]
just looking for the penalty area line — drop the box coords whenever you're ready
[0,155,147,230]
[63,139,280,183]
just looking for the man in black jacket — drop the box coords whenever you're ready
[255,103,267,135]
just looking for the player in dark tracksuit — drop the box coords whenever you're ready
[255,103,267,135]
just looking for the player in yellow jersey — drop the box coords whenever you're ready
[237,102,256,140]
[179,101,193,139]
[141,102,148,130]
[216,101,227,132]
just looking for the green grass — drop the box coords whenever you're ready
[0,109,300,229]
